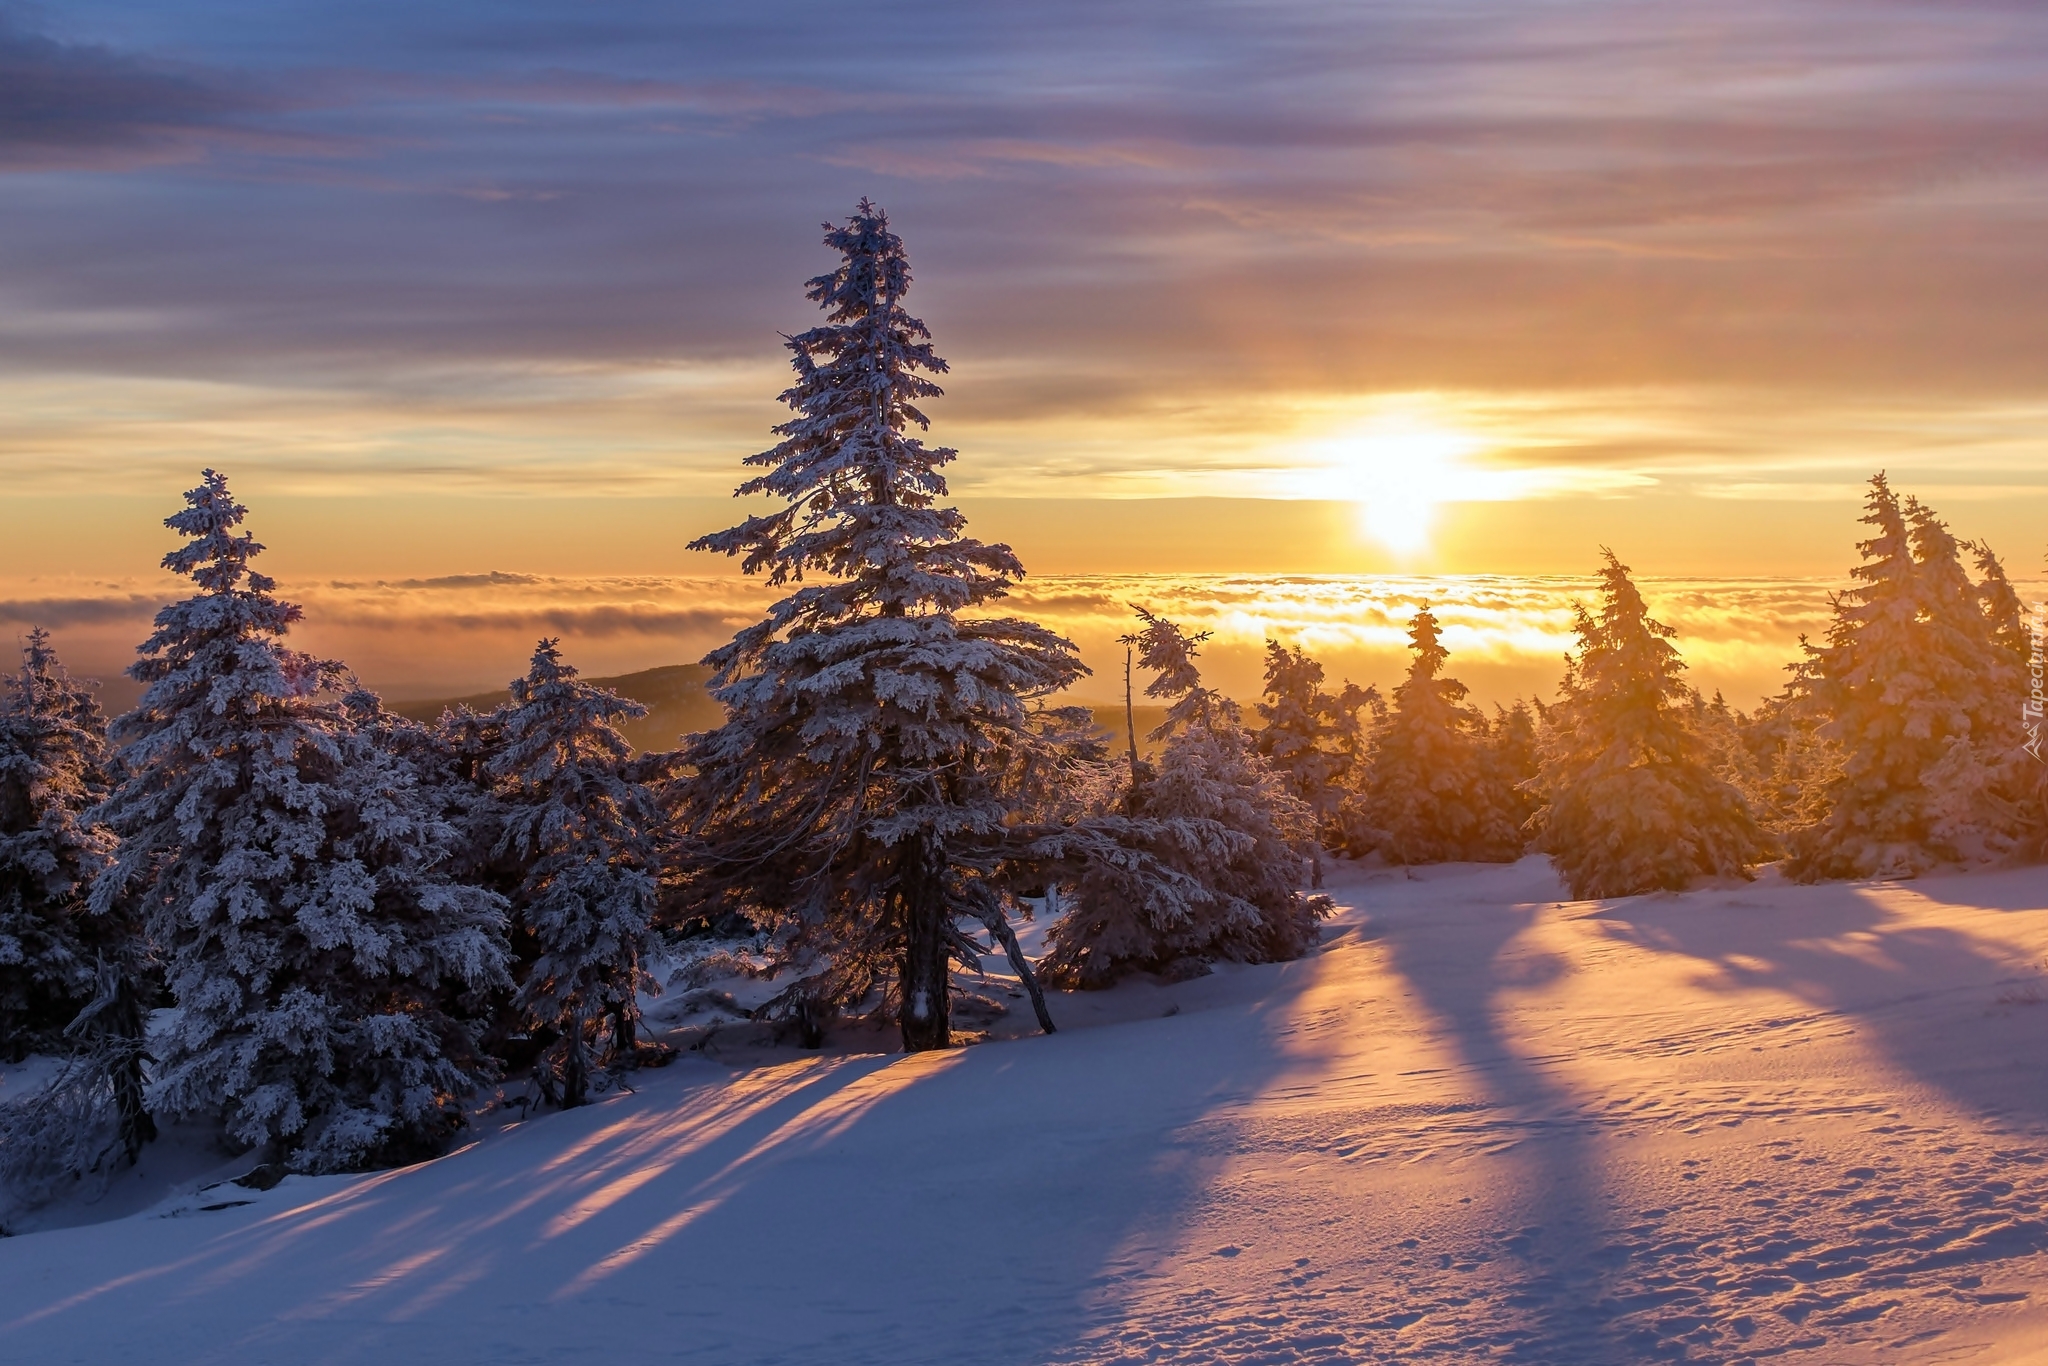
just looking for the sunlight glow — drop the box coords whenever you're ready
[1319,412,1487,555]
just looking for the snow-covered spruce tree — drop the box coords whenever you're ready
[1340,608,1524,865]
[0,629,158,1203]
[1958,540,2048,860]
[1939,535,2047,861]
[1483,699,1544,838]
[1688,689,1771,809]
[1037,608,1326,989]
[1254,639,1355,841]
[1331,680,1385,767]
[1909,510,2033,864]
[1124,605,1219,736]
[1970,540,2032,670]
[343,686,501,886]
[1529,551,1769,899]
[1739,642,1844,841]
[1321,677,1385,856]
[338,683,517,1062]
[1787,478,2023,878]
[471,640,661,1108]
[678,201,1083,1052]
[0,630,118,1059]
[90,472,509,1172]
[2022,551,2048,859]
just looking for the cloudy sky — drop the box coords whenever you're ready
[2,0,2045,695]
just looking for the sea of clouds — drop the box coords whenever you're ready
[16,569,2028,719]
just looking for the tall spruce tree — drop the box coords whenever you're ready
[1341,608,1524,864]
[474,640,661,1108]
[679,201,1083,1052]
[1530,551,1769,898]
[91,472,508,1172]
[0,630,117,1059]
[1788,477,2021,878]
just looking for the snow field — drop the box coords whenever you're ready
[5,857,2048,1364]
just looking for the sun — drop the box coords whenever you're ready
[1318,414,1484,555]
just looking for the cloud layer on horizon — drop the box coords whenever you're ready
[21,566,2037,717]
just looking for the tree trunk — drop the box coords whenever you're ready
[1125,645,1139,785]
[609,999,637,1067]
[793,993,827,1050]
[557,1018,589,1108]
[982,909,1056,1035]
[898,835,952,1052]
[68,959,156,1163]
[103,971,156,1162]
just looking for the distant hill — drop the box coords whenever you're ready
[389,667,1171,759]
[388,663,725,755]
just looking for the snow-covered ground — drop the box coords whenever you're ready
[5,857,2048,1364]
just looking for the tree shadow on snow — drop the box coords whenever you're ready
[1369,884,1635,1364]
[24,869,2041,1365]
[0,1015,1335,1366]
[1028,860,1637,1365]
[1593,870,2048,1128]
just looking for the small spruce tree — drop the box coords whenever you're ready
[1341,607,1524,864]
[1689,690,1771,810]
[1323,678,1385,854]
[1741,640,1844,840]
[1969,539,2031,670]
[2021,554,2048,858]
[1530,551,1769,898]
[0,630,118,1059]
[1483,699,1544,837]
[0,629,156,1203]
[475,640,661,1108]
[1038,608,1325,987]
[1254,639,1350,834]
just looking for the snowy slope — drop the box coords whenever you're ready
[5,858,2048,1364]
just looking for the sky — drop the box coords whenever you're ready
[2,0,2046,700]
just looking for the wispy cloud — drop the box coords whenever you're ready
[2,0,2047,510]
[0,11,326,171]
[0,593,162,627]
